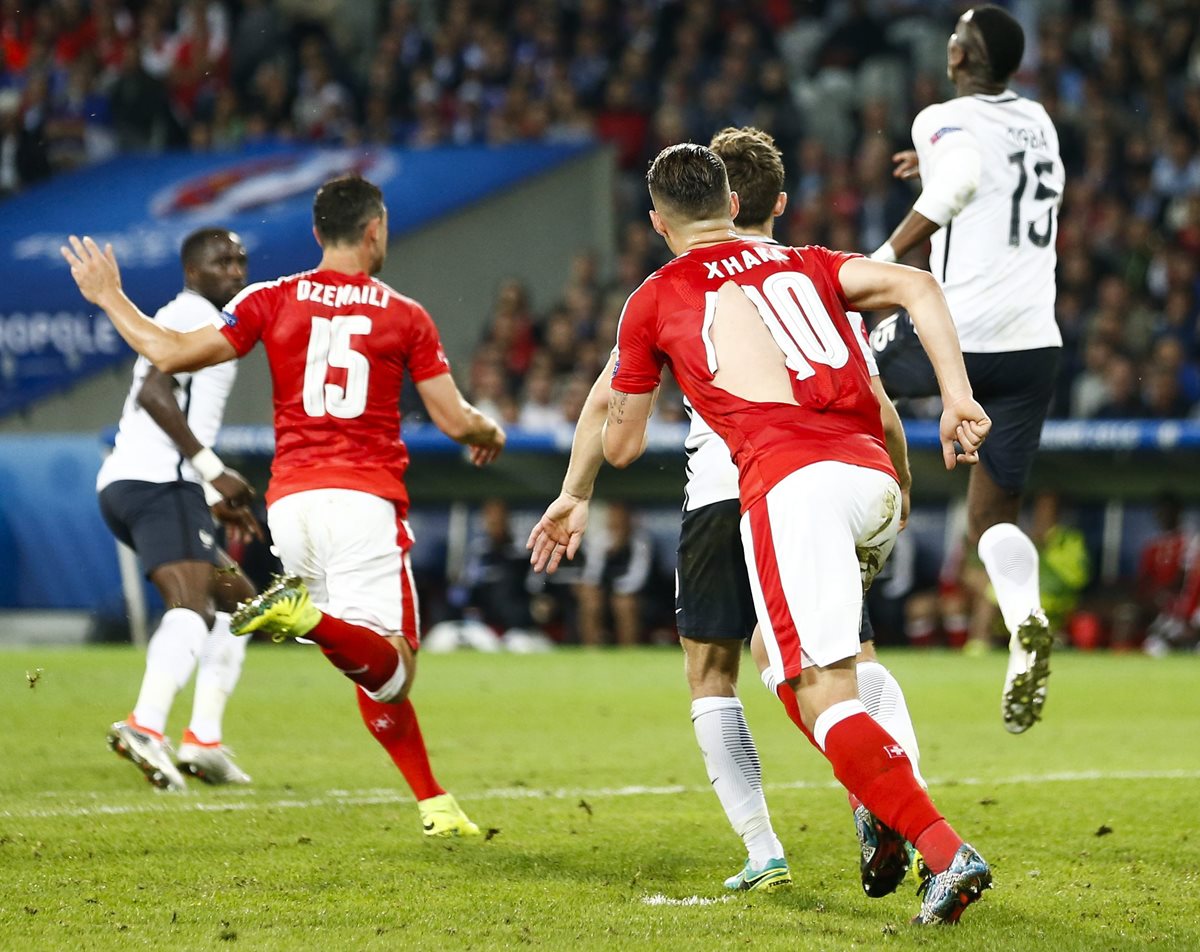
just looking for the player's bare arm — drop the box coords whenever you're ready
[136,367,256,510]
[891,149,920,180]
[839,257,991,469]
[527,352,615,573]
[877,140,979,261]
[61,235,236,373]
[602,387,654,468]
[871,375,911,529]
[414,372,506,466]
[875,208,940,262]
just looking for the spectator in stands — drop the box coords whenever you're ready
[1112,494,1200,654]
[575,501,657,647]
[1094,353,1148,419]
[446,498,542,646]
[4,0,1200,425]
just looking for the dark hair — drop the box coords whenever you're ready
[709,127,784,228]
[646,143,730,222]
[969,4,1024,83]
[180,228,236,268]
[313,174,385,245]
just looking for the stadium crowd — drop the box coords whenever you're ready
[3,1,1199,422]
[6,0,1200,648]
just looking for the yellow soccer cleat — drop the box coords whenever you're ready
[230,574,321,641]
[418,793,481,838]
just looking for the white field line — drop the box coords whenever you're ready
[3,769,1199,821]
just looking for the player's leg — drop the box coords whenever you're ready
[965,348,1059,733]
[239,491,408,697]
[252,489,478,836]
[745,462,990,923]
[855,640,925,788]
[99,481,218,791]
[178,551,255,784]
[677,499,789,890]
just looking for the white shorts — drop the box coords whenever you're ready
[740,461,900,680]
[267,489,420,649]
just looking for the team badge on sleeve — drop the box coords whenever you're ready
[930,126,962,144]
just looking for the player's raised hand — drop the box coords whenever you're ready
[891,150,920,180]
[527,492,589,573]
[939,395,991,470]
[60,235,122,304]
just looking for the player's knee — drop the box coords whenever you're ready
[213,571,255,613]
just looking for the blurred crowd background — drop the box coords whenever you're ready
[4,0,1199,651]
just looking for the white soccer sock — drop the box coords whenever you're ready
[691,696,784,867]
[132,608,207,736]
[188,612,247,744]
[856,660,926,788]
[978,523,1043,636]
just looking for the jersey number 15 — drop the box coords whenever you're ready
[1008,150,1059,249]
[303,315,372,419]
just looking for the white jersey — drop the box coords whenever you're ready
[912,91,1064,353]
[96,290,237,491]
[681,311,879,512]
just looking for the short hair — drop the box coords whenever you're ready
[313,175,385,245]
[968,5,1024,83]
[180,228,236,268]
[646,143,730,222]
[709,127,784,228]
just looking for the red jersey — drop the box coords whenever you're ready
[611,239,894,510]
[220,269,451,510]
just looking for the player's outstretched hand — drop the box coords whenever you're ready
[60,235,122,305]
[527,492,589,573]
[212,468,256,509]
[212,499,264,546]
[467,420,506,467]
[891,150,920,180]
[939,396,991,470]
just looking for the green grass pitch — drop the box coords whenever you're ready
[1,645,1198,951]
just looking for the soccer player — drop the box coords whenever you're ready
[603,143,994,924]
[63,175,506,837]
[869,5,1063,733]
[528,127,927,898]
[99,228,261,791]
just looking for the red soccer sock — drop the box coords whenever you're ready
[821,708,963,873]
[356,689,445,801]
[308,613,400,693]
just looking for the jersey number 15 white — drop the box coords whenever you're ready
[702,272,849,381]
[303,315,372,418]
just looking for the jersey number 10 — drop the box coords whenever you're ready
[303,315,373,418]
[1008,150,1059,249]
[702,272,849,382]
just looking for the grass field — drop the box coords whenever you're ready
[1,645,1198,951]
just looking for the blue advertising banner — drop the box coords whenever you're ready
[0,142,591,417]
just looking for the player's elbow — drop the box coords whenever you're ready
[151,352,192,375]
[602,430,641,469]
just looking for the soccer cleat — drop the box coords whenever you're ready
[1001,609,1052,734]
[912,844,992,925]
[418,793,481,838]
[724,857,792,891]
[107,721,187,792]
[854,804,913,897]
[230,574,320,641]
[177,736,252,785]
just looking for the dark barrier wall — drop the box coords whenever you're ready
[1,422,1198,613]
